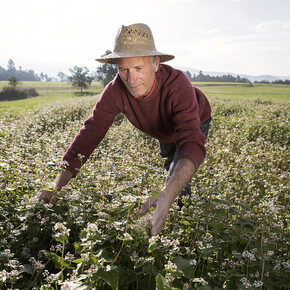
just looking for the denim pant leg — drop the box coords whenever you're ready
[159,117,212,198]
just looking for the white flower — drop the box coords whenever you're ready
[61,282,71,290]
[164,261,178,271]
[86,222,99,232]
[149,235,159,244]
[77,153,85,160]
[282,261,290,268]
[242,250,256,261]
[253,280,263,288]
[161,236,171,247]
[0,270,8,283]
[81,253,90,262]
[65,252,75,262]
[240,277,252,288]
[54,222,70,236]
[170,239,180,248]
[123,232,133,240]
[130,251,139,262]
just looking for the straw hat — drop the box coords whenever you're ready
[95,23,175,64]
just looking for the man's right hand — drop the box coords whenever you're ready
[37,189,58,205]
[37,169,73,205]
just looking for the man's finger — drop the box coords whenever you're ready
[50,195,58,205]
[37,190,58,205]
[150,208,167,236]
[37,190,51,203]
[138,197,157,215]
[150,196,170,236]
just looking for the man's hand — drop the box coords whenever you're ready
[139,191,173,236]
[37,169,73,205]
[139,158,196,236]
[37,189,58,205]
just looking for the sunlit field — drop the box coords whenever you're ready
[0,81,103,112]
[0,82,289,289]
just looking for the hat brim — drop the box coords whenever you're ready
[95,51,175,64]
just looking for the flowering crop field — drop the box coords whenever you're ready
[0,84,289,289]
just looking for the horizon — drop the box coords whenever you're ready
[1,59,289,82]
[1,0,290,78]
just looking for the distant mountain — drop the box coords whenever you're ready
[176,66,290,82]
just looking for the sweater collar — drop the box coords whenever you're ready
[134,75,156,99]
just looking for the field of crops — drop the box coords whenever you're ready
[0,82,289,289]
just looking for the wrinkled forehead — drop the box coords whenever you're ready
[117,56,153,67]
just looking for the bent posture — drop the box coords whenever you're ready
[38,23,211,236]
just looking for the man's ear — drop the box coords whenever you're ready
[154,56,161,72]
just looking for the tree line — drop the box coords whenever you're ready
[253,79,290,85]
[1,56,290,87]
[185,70,251,83]
[0,59,51,82]
[0,53,118,86]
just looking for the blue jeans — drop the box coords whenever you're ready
[159,117,211,200]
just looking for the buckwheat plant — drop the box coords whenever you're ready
[0,94,289,289]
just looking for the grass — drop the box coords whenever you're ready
[193,82,290,103]
[0,81,104,112]
[0,82,289,112]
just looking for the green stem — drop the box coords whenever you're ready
[61,241,65,283]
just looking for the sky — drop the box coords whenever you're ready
[1,0,290,78]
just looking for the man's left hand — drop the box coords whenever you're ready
[139,191,172,236]
[139,159,196,236]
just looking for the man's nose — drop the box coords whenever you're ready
[127,70,137,83]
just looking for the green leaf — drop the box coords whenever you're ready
[55,234,69,244]
[18,264,33,275]
[148,242,159,253]
[209,222,225,231]
[155,273,171,290]
[178,220,191,226]
[137,165,149,171]
[72,258,84,264]
[171,258,196,279]
[47,253,73,269]
[95,265,119,290]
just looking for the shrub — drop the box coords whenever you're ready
[8,76,22,87]
[0,86,39,101]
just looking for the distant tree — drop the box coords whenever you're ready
[0,66,7,80]
[95,50,118,86]
[185,70,251,83]
[8,76,21,87]
[0,59,42,81]
[7,59,16,75]
[185,70,192,81]
[195,70,205,82]
[272,79,290,84]
[57,71,68,82]
[68,66,94,91]
[40,72,51,82]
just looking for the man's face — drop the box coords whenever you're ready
[117,56,160,98]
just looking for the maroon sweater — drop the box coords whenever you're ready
[63,64,211,176]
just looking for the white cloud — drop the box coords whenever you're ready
[169,19,290,76]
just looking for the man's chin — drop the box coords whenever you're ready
[129,90,143,98]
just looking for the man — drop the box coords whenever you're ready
[38,23,211,236]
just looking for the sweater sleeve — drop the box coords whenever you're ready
[171,77,207,170]
[62,81,122,176]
